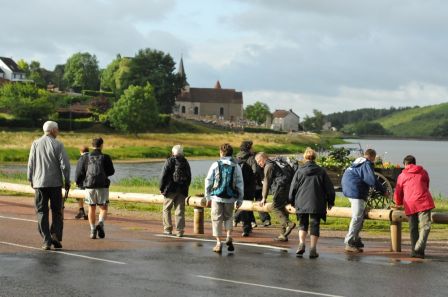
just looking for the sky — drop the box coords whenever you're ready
[2,0,448,117]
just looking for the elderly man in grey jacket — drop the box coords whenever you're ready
[27,121,71,250]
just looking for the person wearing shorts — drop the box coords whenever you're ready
[76,137,115,239]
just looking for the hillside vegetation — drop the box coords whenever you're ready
[375,102,448,137]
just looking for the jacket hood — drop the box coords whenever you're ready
[236,151,252,160]
[220,156,236,166]
[300,161,322,176]
[351,157,369,168]
[403,164,423,174]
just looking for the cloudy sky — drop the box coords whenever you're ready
[2,0,448,117]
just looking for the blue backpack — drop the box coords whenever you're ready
[211,161,237,198]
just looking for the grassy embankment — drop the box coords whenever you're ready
[376,102,448,137]
[0,129,341,162]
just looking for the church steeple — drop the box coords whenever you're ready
[214,80,222,89]
[178,56,189,87]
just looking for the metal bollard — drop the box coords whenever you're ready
[194,207,204,234]
[390,221,402,252]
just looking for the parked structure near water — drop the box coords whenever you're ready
[174,58,243,122]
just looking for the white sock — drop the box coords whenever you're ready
[90,224,95,231]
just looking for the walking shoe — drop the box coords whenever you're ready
[296,243,306,256]
[283,222,296,237]
[51,234,62,249]
[274,234,288,242]
[213,242,222,253]
[309,248,319,259]
[411,251,425,259]
[251,222,258,228]
[96,223,105,239]
[41,243,51,250]
[75,209,88,220]
[176,231,184,237]
[242,232,249,237]
[354,238,365,248]
[163,230,172,235]
[226,238,235,252]
[344,244,362,253]
[263,220,271,227]
[90,229,97,239]
[233,221,239,227]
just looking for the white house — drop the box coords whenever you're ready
[271,109,301,132]
[0,57,27,82]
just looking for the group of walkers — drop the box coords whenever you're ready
[27,121,435,259]
[27,121,115,249]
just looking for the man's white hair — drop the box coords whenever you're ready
[43,121,58,133]
[172,144,183,156]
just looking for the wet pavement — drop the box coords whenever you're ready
[1,196,447,297]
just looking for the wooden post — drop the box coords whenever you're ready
[390,221,402,252]
[194,207,204,235]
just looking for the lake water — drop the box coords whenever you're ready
[1,139,447,195]
[337,139,447,196]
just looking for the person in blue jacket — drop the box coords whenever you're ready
[342,149,385,252]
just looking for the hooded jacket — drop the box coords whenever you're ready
[394,164,434,216]
[341,157,383,200]
[159,155,192,197]
[288,161,335,219]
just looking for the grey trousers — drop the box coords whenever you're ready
[344,198,366,245]
[272,187,290,233]
[162,192,186,233]
[211,200,234,237]
[409,210,431,254]
[35,187,64,245]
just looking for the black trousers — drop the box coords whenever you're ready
[297,213,321,237]
[35,187,64,245]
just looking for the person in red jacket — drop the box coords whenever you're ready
[394,155,435,258]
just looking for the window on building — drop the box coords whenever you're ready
[194,107,199,115]
[181,106,186,113]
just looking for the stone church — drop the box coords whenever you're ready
[174,58,243,122]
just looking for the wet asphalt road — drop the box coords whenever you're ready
[1,196,447,297]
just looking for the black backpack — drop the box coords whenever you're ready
[272,157,295,186]
[172,157,189,185]
[237,158,255,199]
[84,154,107,188]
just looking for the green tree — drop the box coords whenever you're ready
[101,55,130,95]
[108,84,159,133]
[16,59,47,87]
[244,101,271,125]
[342,121,389,135]
[0,83,54,123]
[302,109,326,132]
[122,48,183,113]
[63,52,100,92]
[52,64,66,90]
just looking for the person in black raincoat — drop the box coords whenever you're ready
[289,148,335,258]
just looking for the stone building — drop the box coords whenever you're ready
[271,109,301,132]
[174,58,243,122]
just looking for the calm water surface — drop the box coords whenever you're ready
[1,139,447,195]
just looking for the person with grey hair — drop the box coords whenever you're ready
[27,121,71,250]
[159,144,192,237]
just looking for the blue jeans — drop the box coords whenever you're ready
[344,198,366,245]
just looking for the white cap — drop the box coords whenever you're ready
[172,145,183,156]
[43,121,58,133]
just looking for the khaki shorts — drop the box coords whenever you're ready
[85,188,109,205]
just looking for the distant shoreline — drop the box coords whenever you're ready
[342,135,448,142]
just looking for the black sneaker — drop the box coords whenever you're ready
[96,223,105,239]
[75,209,86,220]
[226,238,235,252]
[354,238,365,248]
[51,234,62,249]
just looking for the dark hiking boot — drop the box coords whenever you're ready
[296,243,306,257]
[283,222,296,237]
[226,237,235,252]
[354,238,365,248]
[75,208,88,220]
[242,232,249,237]
[411,250,425,259]
[90,229,97,239]
[51,234,62,249]
[309,248,319,259]
[96,223,105,239]
[345,244,362,253]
